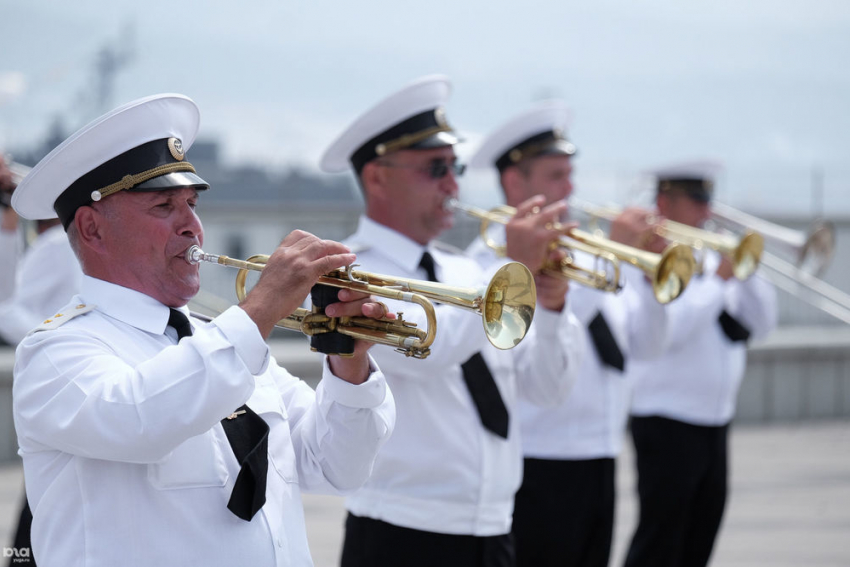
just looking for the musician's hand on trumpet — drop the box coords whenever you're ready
[608,207,668,255]
[240,230,356,337]
[532,254,571,312]
[236,230,386,384]
[504,195,572,312]
[504,195,568,272]
[323,288,398,382]
[714,256,735,281]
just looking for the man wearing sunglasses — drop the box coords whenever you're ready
[320,75,582,567]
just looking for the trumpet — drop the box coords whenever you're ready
[573,199,764,281]
[447,199,696,304]
[449,199,622,292]
[185,245,536,357]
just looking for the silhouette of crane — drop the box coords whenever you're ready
[91,23,137,116]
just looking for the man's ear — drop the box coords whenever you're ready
[360,161,387,202]
[656,193,670,217]
[501,166,524,206]
[73,205,108,254]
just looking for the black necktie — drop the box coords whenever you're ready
[167,308,194,341]
[167,308,269,521]
[419,253,510,439]
[587,311,626,372]
[418,250,439,283]
[718,310,751,343]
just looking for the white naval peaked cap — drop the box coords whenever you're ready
[650,159,722,181]
[320,75,460,174]
[650,159,723,203]
[13,93,208,227]
[469,99,576,171]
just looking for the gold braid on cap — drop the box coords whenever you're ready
[509,135,573,164]
[91,162,198,201]
[375,124,453,156]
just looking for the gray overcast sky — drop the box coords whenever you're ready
[2,0,849,214]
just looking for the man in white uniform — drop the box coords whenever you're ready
[0,217,83,345]
[623,165,777,567]
[320,76,582,567]
[11,94,396,567]
[467,100,669,567]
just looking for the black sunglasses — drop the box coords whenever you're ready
[377,158,466,180]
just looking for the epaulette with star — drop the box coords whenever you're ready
[28,304,96,335]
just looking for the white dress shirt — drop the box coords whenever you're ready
[0,225,83,344]
[629,250,778,426]
[342,216,580,536]
[13,275,395,567]
[468,240,666,460]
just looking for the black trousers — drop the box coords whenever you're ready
[9,496,35,566]
[623,416,729,567]
[341,513,515,567]
[513,457,615,567]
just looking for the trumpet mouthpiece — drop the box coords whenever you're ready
[185,245,203,265]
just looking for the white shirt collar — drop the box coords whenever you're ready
[80,275,189,335]
[351,215,432,274]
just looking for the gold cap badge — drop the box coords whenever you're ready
[167,138,185,161]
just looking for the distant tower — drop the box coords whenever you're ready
[92,23,136,115]
[20,24,138,163]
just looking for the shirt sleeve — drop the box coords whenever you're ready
[512,300,583,406]
[724,273,778,340]
[13,306,264,463]
[265,354,395,494]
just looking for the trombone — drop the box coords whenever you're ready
[447,199,696,304]
[8,160,30,186]
[708,202,850,325]
[573,198,764,281]
[185,245,537,357]
[1,157,38,247]
[0,155,30,193]
[710,201,833,278]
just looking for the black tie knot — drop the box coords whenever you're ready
[419,251,438,283]
[167,308,193,340]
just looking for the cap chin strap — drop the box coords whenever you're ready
[375,124,453,156]
[91,162,198,202]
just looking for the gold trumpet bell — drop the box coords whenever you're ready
[733,232,765,281]
[483,262,537,349]
[653,243,697,304]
